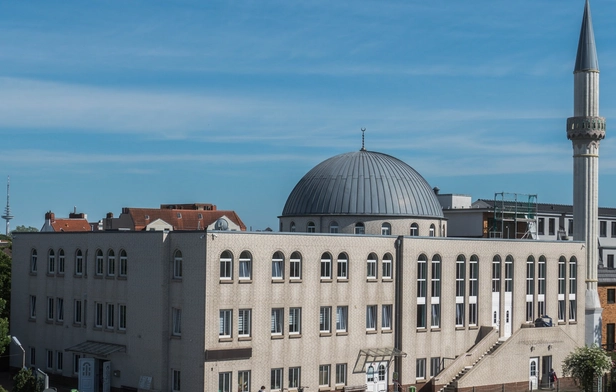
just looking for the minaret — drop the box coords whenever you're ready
[1,176,14,236]
[566,0,605,346]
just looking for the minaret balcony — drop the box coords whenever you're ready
[567,116,606,140]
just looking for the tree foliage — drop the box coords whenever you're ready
[563,345,612,392]
[0,250,10,318]
[12,368,43,392]
[11,226,38,234]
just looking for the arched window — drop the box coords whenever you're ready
[381,223,391,236]
[367,253,378,279]
[119,250,127,277]
[355,222,365,235]
[95,249,104,275]
[173,250,183,279]
[220,250,233,280]
[290,222,296,232]
[30,249,38,273]
[538,256,546,316]
[558,256,566,321]
[429,224,436,237]
[526,256,535,321]
[239,251,252,280]
[469,255,479,326]
[107,249,116,277]
[307,222,316,233]
[382,253,393,279]
[337,253,348,279]
[75,249,83,276]
[431,254,441,328]
[272,251,284,280]
[47,249,55,274]
[321,252,332,279]
[290,251,302,280]
[569,256,577,321]
[455,255,466,326]
[505,255,514,293]
[329,221,339,234]
[410,223,419,236]
[417,254,427,329]
[492,255,501,292]
[58,249,65,274]
[378,364,386,381]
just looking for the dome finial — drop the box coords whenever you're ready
[361,128,366,151]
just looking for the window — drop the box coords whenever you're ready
[558,256,566,322]
[354,222,365,234]
[417,254,427,328]
[319,365,331,387]
[469,255,479,326]
[289,367,301,388]
[430,357,441,377]
[609,289,616,304]
[57,352,63,371]
[289,307,301,335]
[290,222,296,232]
[105,250,114,277]
[238,371,250,392]
[48,250,55,274]
[46,349,53,369]
[220,309,232,337]
[272,252,284,280]
[492,256,501,293]
[329,221,339,233]
[549,218,555,235]
[538,256,546,316]
[119,250,127,277]
[367,253,377,279]
[56,298,64,322]
[31,249,38,273]
[172,308,182,336]
[73,354,81,374]
[505,256,513,293]
[612,222,616,238]
[218,372,231,392]
[366,305,377,330]
[382,253,392,279]
[410,223,419,236]
[382,304,392,330]
[416,358,426,380]
[29,295,36,319]
[119,304,127,330]
[456,255,465,327]
[75,250,83,276]
[429,224,436,237]
[321,253,332,279]
[47,297,54,321]
[336,306,348,332]
[95,302,103,327]
[431,254,441,328]
[58,249,65,274]
[307,221,316,233]
[526,256,535,322]
[239,251,252,280]
[220,251,233,280]
[95,249,104,276]
[336,364,347,385]
[271,308,283,335]
[271,368,283,390]
[320,306,331,333]
[106,304,115,329]
[290,252,302,280]
[337,253,348,279]
[569,257,577,321]
[381,222,391,235]
[73,300,82,324]
[173,250,183,279]
[172,369,181,391]
[239,309,251,337]
[538,218,545,235]
[30,347,36,366]
[609,254,615,269]
[568,219,574,236]
[601,221,607,237]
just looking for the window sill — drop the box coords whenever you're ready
[238,336,252,342]
[336,331,348,336]
[93,326,103,331]
[469,325,479,330]
[45,319,54,325]
[117,276,127,281]
[318,387,332,392]
[72,323,83,327]
[29,272,38,276]
[94,275,103,279]
[320,278,333,283]
[104,328,115,333]
[74,274,83,278]
[271,334,284,340]
[57,273,65,277]
[382,278,393,282]
[366,330,377,335]
[272,279,285,284]
[337,278,348,283]
[455,326,466,330]
[416,328,427,333]
[117,329,126,334]
[289,333,302,339]
[382,329,392,334]
[170,335,181,340]
[558,321,567,325]
[46,273,55,277]
[366,278,378,282]
[319,332,332,337]
[568,321,577,325]
[238,279,252,284]
[430,327,441,332]
[218,337,233,342]
[29,318,36,323]
[290,279,302,283]
[55,321,64,326]
[219,279,234,284]
[105,276,115,280]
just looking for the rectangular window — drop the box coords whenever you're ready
[612,222,616,238]
[56,298,64,322]
[29,295,36,319]
[47,297,54,321]
[601,221,607,237]
[238,309,251,337]
[96,254,104,275]
[609,289,616,304]
[568,219,574,236]
[366,305,377,330]
[416,358,426,380]
[173,256,182,279]
[57,352,63,371]
[95,302,103,327]
[382,256,392,279]
[220,309,232,337]
[417,304,426,329]
[468,303,477,326]
[549,218,555,236]
[538,259,546,295]
[218,372,231,392]
[538,218,545,235]
[382,304,392,330]
[58,252,65,274]
[569,299,577,321]
[526,259,535,295]
[172,369,181,391]
[289,307,301,335]
[558,300,565,322]
[558,259,566,294]
[73,354,81,374]
[455,303,464,327]
[417,258,427,298]
[336,306,348,332]
[336,363,347,385]
[31,252,37,273]
[609,254,615,269]
[172,308,182,336]
[107,254,116,276]
[48,253,55,274]
[289,367,301,388]
[74,300,82,324]
[239,256,251,280]
[367,256,377,279]
[220,256,232,280]
[238,371,250,392]
[569,261,577,295]
[30,347,36,366]
[321,256,331,279]
[75,253,83,276]
[119,304,127,330]
[320,306,331,333]
[430,357,441,377]
[272,256,284,280]
[431,304,440,328]
[106,303,115,329]
[290,256,301,280]
[46,349,53,369]
[526,301,534,322]
[319,365,331,387]
[119,255,127,277]
[271,308,283,335]
[337,255,348,279]
[271,368,283,390]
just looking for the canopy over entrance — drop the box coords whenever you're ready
[65,341,126,357]
[353,347,406,373]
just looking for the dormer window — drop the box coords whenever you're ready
[177,213,182,219]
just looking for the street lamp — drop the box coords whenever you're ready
[11,336,25,369]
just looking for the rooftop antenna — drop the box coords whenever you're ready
[1,176,14,236]
[361,128,366,151]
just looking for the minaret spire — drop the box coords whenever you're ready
[1,176,14,236]
[567,0,605,346]
[360,128,366,151]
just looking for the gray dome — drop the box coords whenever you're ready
[282,150,444,218]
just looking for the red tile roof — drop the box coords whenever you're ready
[126,208,246,231]
[50,219,91,232]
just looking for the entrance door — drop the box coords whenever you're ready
[79,358,96,392]
[529,357,539,390]
[102,361,111,392]
[366,362,388,392]
[542,356,552,389]
[376,363,387,392]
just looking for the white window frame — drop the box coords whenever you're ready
[46,349,53,369]
[172,369,181,392]
[320,306,331,333]
[367,254,377,280]
[271,308,283,335]
[289,307,301,335]
[56,351,63,371]
[238,370,250,392]
[95,302,103,328]
[382,254,392,279]
[220,252,233,280]
[272,253,284,280]
[239,252,252,280]
[29,295,36,319]
[218,372,231,392]
[381,223,391,235]
[382,304,392,330]
[119,250,128,277]
[47,297,54,321]
[366,305,377,331]
[58,249,65,274]
[56,298,64,322]
[271,368,283,391]
[173,251,183,279]
[238,309,251,337]
[47,250,55,274]
[108,249,116,276]
[75,250,83,276]
[290,253,301,280]
[119,304,127,331]
[220,309,232,338]
[416,358,426,380]
[106,303,115,329]
[319,364,331,387]
[337,253,348,280]
[31,249,38,273]
[336,363,347,385]
[95,250,104,276]
[289,367,301,389]
[336,306,348,332]
[73,300,82,324]
[321,253,332,279]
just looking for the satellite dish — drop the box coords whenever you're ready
[214,218,229,231]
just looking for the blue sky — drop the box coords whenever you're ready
[2,0,616,232]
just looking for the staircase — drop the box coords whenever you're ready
[439,340,502,392]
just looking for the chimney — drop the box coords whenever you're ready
[45,211,55,221]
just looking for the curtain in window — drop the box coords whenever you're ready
[366,306,375,329]
[336,307,347,330]
[239,260,250,278]
[272,260,282,278]
[173,308,182,335]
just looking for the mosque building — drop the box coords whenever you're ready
[9,1,603,391]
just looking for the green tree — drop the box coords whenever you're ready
[10,226,38,235]
[563,345,612,392]
[0,250,10,318]
[12,368,43,392]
